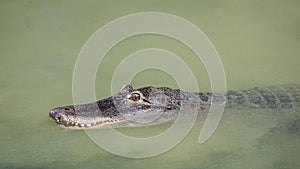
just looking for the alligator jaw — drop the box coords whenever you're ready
[49,106,126,129]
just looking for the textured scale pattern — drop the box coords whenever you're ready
[49,84,300,129]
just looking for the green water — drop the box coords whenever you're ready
[1,0,300,168]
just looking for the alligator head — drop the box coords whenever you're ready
[49,85,181,129]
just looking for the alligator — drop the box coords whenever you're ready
[49,84,300,129]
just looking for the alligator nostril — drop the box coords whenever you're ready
[49,110,55,117]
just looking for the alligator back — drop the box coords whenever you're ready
[225,84,300,110]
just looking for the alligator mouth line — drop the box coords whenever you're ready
[54,119,97,128]
[49,109,126,129]
[56,121,114,129]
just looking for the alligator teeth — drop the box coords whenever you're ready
[86,124,91,127]
[75,123,78,126]
[71,122,74,125]
[80,124,84,127]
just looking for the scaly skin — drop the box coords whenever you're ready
[49,84,300,129]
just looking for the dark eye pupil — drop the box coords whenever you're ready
[131,93,140,101]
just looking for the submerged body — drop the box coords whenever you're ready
[49,84,300,129]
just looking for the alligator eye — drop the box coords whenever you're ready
[64,107,70,111]
[130,93,141,101]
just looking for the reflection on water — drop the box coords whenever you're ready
[0,0,300,168]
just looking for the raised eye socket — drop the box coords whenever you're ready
[130,93,141,101]
[64,107,70,111]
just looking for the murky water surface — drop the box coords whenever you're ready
[0,0,299,168]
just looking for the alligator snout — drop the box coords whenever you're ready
[49,108,67,123]
[49,105,114,128]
